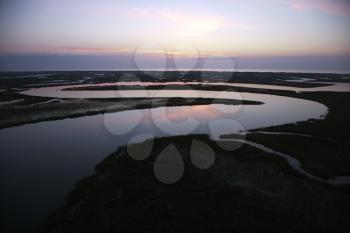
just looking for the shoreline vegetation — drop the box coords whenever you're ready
[38,134,350,233]
[63,82,333,91]
[0,94,262,129]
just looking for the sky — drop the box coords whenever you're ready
[0,0,350,72]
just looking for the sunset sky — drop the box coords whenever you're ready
[0,0,350,71]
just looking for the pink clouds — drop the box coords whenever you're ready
[289,0,350,16]
[0,44,132,55]
[127,7,257,37]
[128,8,226,36]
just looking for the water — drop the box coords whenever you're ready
[233,139,350,186]
[0,115,117,232]
[22,81,350,99]
[0,82,340,232]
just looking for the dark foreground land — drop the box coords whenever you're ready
[39,134,350,233]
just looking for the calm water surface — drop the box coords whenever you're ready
[0,82,336,232]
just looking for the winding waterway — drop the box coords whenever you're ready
[22,81,350,98]
[1,81,350,232]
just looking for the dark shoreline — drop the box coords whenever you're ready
[0,96,262,129]
[38,134,350,233]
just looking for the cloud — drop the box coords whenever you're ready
[128,7,259,36]
[128,8,226,37]
[288,0,350,16]
[158,11,225,36]
[0,44,132,55]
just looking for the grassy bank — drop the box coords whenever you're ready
[0,93,261,129]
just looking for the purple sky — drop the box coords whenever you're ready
[0,0,349,72]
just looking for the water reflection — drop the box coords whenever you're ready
[2,82,332,232]
[22,81,350,99]
[0,101,328,233]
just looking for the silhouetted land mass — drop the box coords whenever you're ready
[0,93,261,129]
[1,71,349,89]
[38,134,350,233]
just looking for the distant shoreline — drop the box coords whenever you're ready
[0,69,350,75]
